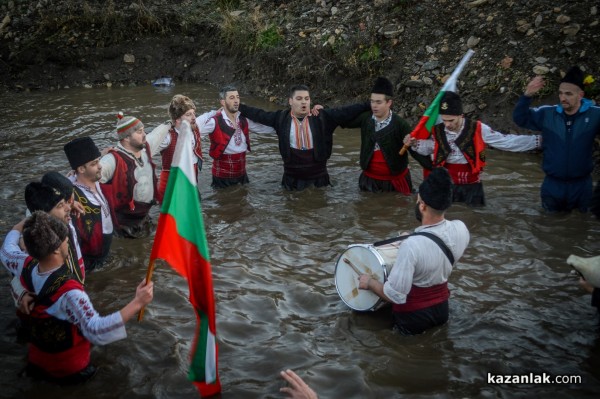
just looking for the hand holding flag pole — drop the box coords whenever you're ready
[399,49,475,156]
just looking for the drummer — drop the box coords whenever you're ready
[358,168,470,335]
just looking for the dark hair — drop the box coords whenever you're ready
[219,85,238,100]
[23,211,69,260]
[289,84,310,99]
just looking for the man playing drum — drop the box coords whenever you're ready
[358,168,470,335]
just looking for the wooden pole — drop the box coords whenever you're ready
[137,259,155,322]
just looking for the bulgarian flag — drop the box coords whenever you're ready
[149,120,221,397]
[401,49,475,154]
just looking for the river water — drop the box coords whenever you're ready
[0,84,599,398]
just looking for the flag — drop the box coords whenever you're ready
[149,121,221,397]
[409,49,475,140]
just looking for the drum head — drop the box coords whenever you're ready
[334,245,386,312]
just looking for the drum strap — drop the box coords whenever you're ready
[373,232,455,265]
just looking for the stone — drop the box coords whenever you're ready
[532,65,550,75]
[555,15,571,24]
[467,36,480,48]
[499,56,513,69]
[230,10,245,17]
[331,6,338,15]
[404,79,425,88]
[562,24,580,36]
[476,77,489,87]
[534,57,547,64]
[422,60,439,71]
[123,54,135,64]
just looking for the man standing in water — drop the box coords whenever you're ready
[199,85,275,188]
[100,112,169,238]
[64,137,113,270]
[358,168,470,335]
[239,84,370,190]
[513,66,600,212]
[20,211,153,384]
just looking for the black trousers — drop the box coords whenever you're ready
[393,300,449,335]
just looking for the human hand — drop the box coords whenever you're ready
[524,76,545,97]
[579,277,595,294]
[403,134,416,148]
[135,279,154,306]
[358,274,372,290]
[280,369,318,399]
[71,200,85,218]
[100,146,114,157]
[310,105,324,117]
[18,292,35,315]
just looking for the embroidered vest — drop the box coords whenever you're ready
[21,263,91,378]
[432,119,486,174]
[72,185,105,259]
[209,112,250,159]
[161,125,203,171]
[359,114,411,175]
[100,145,158,229]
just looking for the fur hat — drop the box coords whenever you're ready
[168,94,196,122]
[439,91,463,115]
[41,172,73,201]
[419,167,453,211]
[64,136,101,170]
[560,66,584,90]
[116,112,143,139]
[24,182,64,213]
[22,211,69,260]
[371,77,394,97]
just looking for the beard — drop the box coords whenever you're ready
[414,202,423,222]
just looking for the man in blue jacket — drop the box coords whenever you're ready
[513,66,600,212]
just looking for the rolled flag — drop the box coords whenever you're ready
[567,254,600,288]
[400,49,475,155]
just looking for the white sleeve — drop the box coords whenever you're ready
[414,138,435,156]
[146,122,172,155]
[158,131,172,151]
[247,118,276,134]
[481,123,541,152]
[99,153,116,184]
[196,110,218,135]
[10,275,28,306]
[48,290,127,346]
[1,230,28,277]
[382,243,418,304]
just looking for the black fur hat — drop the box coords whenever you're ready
[419,167,453,211]
[41,172,73,201]
[371,77,394,97]
[560,66,584,90]
[64,137,101,170]
[439,91,463,115]
[24,182,64,213]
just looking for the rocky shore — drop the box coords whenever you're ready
[0,0,598,130]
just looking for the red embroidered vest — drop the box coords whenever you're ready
[208,112,250,159]
[160,125,203,171]
[432,119,486,174]
[21,263,91,378]
[72,185,104,259]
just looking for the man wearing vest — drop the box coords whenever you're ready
[358,168,470,335]
[156,94,204,201]
[404,91,541,206]
[344,77,413,193]
[199,85,275,188]
[64,137,113,270]
[239,84,370,190]
[513,66,600,212]
[99,112,169,238]
[20,211,153,384]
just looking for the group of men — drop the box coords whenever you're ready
[1,65,599,387]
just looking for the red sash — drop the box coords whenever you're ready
[392,282,449,313]
[363,150,411,194]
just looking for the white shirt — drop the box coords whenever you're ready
[70,177,113,235]
[30,265,127,346]
[99,127,166,204]
[383,219,470,304]
[414,122,541,164]
[198,109,275,154]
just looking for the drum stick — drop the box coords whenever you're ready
[343,258,363,276]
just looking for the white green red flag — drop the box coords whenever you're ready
[149,121,221,397]
[409,49,475,139]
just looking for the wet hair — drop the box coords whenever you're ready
[22,211,69,260]
[289,84,310,99]
[219,85,238,100]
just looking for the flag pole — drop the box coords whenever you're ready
[399,49,475,155]
[138,259,156,321]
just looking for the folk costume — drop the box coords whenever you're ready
[345,77,413,193]
[383,169,470,335]
[413,92,541,206]
[64,137,113,271]
[100,113,168,238]
[513,66,600,212]
[21,261,127,383]
[239,101,370,190]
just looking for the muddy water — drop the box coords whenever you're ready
[0,85,599,398]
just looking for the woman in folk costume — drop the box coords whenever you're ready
[405,91,541,206]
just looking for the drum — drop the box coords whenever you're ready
[334,242,401,311]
